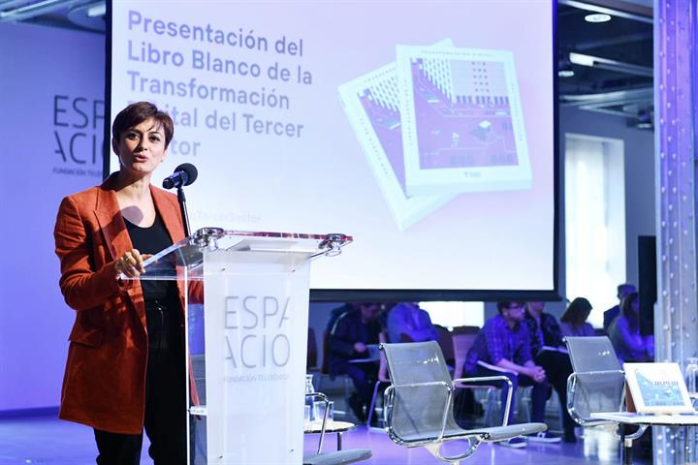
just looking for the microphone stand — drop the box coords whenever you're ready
[177,186,191,237]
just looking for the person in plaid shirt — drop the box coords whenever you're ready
[464,301,558,447]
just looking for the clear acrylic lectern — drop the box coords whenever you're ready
[125,228,352,465]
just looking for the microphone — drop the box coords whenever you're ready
[162,163,198,190]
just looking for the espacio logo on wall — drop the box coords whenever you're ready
[52,95,105,177]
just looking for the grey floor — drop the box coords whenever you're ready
[0,410,653,465]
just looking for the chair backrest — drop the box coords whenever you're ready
[435,325,454,363]
[566,336,622,373]
[565,336,625,422]
[451,325,480,335]
[307,327,318,370]
[452,334,477,381]
[381,341,458,443]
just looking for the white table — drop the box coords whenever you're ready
[304,420,357,450]
[591,412,698,464]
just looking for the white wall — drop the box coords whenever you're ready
[559,106,655,291]
[482,106,655,323]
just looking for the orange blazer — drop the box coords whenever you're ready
[54,173,196,434]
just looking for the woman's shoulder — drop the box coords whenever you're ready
[558,321,580,336]
[150,185,179,206]
[58,184,103,212]
[582,323,596,336]
[609,316,630,335]
[65,184,102,199]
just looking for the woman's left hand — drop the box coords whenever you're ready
[114,249,147,278]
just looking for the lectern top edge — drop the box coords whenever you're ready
[120,227,353,281]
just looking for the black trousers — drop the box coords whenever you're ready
[341,362,378,405]
[94,299,191,465]
[534,349,576,437]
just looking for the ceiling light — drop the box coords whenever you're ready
[87,3,106,18]
[635,110,654,130]
[569,53,596,67]
[569,52,653,77]
[558,60,574,78]
[585,13,612,23]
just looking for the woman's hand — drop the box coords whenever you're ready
[114,249,147,278]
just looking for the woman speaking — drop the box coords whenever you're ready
[54,102,193,464]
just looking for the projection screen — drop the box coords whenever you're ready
[108,0,558,300]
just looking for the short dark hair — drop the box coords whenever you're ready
[112,101,174,148]
[497,301,525,314]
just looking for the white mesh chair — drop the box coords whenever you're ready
[381,342,546,464]
[565,337,647,448]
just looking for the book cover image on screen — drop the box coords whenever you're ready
[338,39,455,231]
[339,40,532,230]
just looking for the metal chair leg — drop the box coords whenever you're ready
[366,380,388,427]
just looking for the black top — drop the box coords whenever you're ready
[524,311,565,356]
[123,213,177,302]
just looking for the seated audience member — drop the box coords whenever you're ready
[609,292,654,362]
[524,302,576,443]
[386,302,438,343]
[328,303,382,422]
[325,302,358,333]
[603,283,636,333]
[464,302,558,448]
[559,297,596,337]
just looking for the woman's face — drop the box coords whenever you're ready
[112,118,167,177]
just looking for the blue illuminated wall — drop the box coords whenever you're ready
[0,23,104,411]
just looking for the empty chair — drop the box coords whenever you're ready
[565,336,646,449]
[381,341,546,464]
[451,326,480,336]
[565,336,627,424]
[452,334,478,382]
